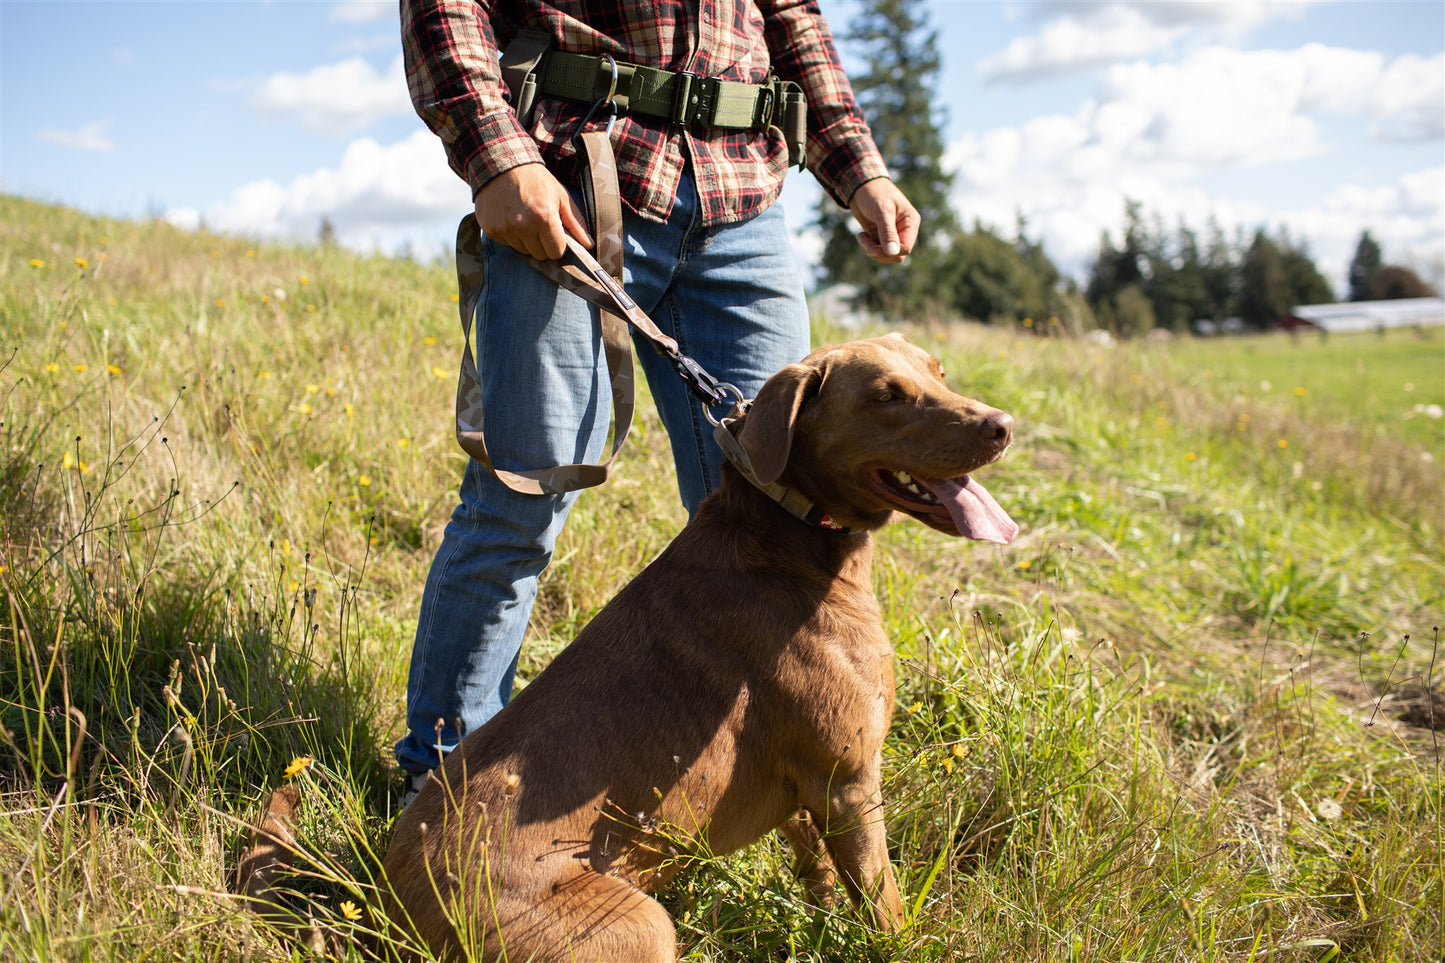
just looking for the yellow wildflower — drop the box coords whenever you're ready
[297,403,312,415]
[283,755,313,779]
[423,336,439,345]
[1277,439,1289,449]
[358,475,372,488]
[299,275,310,285]
[1185,452,1196,462]
[1294,387,1306,397]
[432,366,448,379]
[106,364,122,376]
[339,900,363,922]
[907,701,923,715]
[72,364,88,373]
[74,257,89,270]
[45,363,59,373]
[952,743,966,758]
[29,258,44,268]
[306,384,320,393]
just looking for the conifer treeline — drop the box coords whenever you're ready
[815,0,1436,335]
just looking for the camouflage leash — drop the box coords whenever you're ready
[453,130,739,496]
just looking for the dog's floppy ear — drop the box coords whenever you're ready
[739,362,820,485]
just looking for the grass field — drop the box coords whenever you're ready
[1,193,1441,961]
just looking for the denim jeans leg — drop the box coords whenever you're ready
[394,235,609,777]
[395,173,811,776]
[626,182,812,512]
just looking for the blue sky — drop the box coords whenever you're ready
[3,1,1442,293]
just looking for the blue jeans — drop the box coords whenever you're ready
[394,172,810,776]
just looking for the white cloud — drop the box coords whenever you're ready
[1372,52,1445,141]
[329,1,394,25]
[36,120,115,153]
[983,0,1316,82]
[246,55,410,135]
[946,44,1445,290]
[980,5,1180,81]
[179,129,471,255]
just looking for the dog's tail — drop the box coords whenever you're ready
[238,784,301,903]
[236,785,334,955]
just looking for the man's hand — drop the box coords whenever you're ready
[474,163,592,260]
[848,178,920,264]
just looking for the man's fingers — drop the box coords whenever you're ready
[559,197,594,251]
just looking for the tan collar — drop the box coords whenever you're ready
[712,415,859,535]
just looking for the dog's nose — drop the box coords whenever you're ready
[980,411,1013,444]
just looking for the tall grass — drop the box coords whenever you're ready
[1,194,1440,961]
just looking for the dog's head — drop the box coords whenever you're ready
[736,334,1018,542]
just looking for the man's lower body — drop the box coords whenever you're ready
[394,170,810,778]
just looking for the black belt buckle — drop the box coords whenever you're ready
[671,70,722,128]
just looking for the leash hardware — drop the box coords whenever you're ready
[572,53,619,144]
[702,382,746,428]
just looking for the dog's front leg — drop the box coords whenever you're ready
[779,811,838,909]
[813,781,904,932]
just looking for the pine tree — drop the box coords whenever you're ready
[1238,230,1291,328]
[1348,230,1383,301]
[815,0,954,317]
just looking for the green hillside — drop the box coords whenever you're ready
[2,194,1440,961]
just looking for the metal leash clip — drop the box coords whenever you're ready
[573,53,619,143]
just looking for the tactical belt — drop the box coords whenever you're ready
[536,50,785,131]
[503,31,807,166]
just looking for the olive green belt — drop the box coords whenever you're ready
[536,49,784,130]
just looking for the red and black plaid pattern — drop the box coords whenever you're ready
[401,0,889,226]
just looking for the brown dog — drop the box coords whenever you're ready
[379,334,1017,961]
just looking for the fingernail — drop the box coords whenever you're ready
[885,241,901,257]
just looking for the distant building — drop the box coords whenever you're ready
[1277,297,1445,334]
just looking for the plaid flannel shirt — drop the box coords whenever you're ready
[400,0,890,227]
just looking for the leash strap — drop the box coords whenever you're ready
[453,128,733,496]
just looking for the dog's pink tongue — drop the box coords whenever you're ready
[921,475,1019,544]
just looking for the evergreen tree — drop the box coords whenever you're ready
[1278,234,1334,307]
[1348,230,1383,301]
[1238,230,1291,328]
[815,0,954,317]
[1201,218,1238,322]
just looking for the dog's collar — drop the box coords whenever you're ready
[712,413,860,536]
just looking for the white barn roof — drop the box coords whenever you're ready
[1287,297,1445,333]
